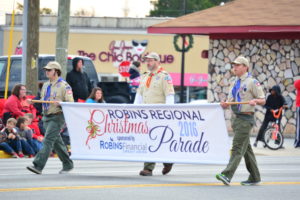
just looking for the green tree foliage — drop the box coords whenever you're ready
[150,0,233,17]
[40,8,53,15]
[15,2,53,15]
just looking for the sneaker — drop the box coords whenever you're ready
[59,167,73,174]
[162,164,173,175]
[216,173,230,185]
[27,166,42,174]
[139,169,153,176]
[241,180,260,186]
[11,153,19,158]
[18,153,24,158]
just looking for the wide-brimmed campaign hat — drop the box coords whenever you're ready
[43,61,62,72]
[144,52,160,62]
[231,56,249,67]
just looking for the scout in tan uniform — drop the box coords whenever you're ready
[27,61,74,174]
[134,52,175,176]
[216,56,265,186]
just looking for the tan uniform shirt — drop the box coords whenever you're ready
[41,77,74,115]
[228,72,265,113]
[137,67,175,104]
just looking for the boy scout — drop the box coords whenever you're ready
[216,56,265,186]
[134,52,175,176]
[27,61,74,174]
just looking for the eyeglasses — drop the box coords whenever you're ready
[45,69,52,72]
[132,40,148,47]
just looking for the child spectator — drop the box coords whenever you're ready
[1,118,23,158]
[15,117,35,157]
[0,126,19,158]
[24,113,43,153]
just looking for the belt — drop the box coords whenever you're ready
[240,112,254,115]
[45,112,63,117]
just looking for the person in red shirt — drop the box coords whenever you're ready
[1,84,37,125]
[294,79,300,148]
[1,84,27,124]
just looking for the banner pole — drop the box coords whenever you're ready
[31,100,57,104]
[225,102,250,105]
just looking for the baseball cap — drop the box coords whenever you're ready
[231,56,249,67]
[144,52,160,61]
[43,61,62,71]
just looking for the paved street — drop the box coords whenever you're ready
[0,138,300,200]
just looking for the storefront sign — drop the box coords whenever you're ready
[169,73,208,87]
[77,39,174,67]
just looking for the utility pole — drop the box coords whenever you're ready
[55,0,71,79]
[180,35,186,103]
[24,0,39,95]
[21,0,28,86]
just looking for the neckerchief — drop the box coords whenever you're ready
[42,77,63,111]
[146,67,163,88]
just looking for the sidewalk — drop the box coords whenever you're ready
[250,136,300,156]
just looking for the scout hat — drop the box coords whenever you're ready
[43,61,62,72]
[231,56,249,67]
[144,52,160,62]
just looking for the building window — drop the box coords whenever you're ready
[174,86,207,103]
[99,74,119,82]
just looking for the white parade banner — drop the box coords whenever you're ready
[61,103,230,164]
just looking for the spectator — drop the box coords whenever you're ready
[66,57,92,101]
[0,118,3,130]
[254,85,287,147]
[31,82,46,136]
[294,78,300,148]
[1,84,27,124]
[1,118,24,158]
[86,87,105,103]
[33,82,44,117]
[25,113,43,153]
[129,61,141,103]
[15,116,35,157]
[0,121,19,158]
[20,95,37,120]
[129,61,141,80]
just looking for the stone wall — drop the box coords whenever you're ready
[207,39,300,136]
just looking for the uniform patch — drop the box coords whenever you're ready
[67,90,73,94]
[164,75,173,84]
[253,80,260,86]
[66,86,71,90]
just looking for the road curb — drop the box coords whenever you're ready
[0,150,12,158]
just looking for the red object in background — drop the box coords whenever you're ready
[15,40,23,55]
[118,61,131,77]
[0,99,7,118]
